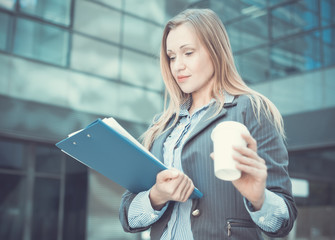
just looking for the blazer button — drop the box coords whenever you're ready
[192,209,200,217]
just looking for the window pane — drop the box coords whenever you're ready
[321,0,335,27]
[210,0,242,22]
[268,0,288,7]
[90,0,122,10]
[123,15,162,56]
[63,70,120,116]
[121,49,162,90]
[0,12,10,51]
[0,174,26,240]
[270,31,321,79]
[271,0,319,39]
[0,139,26,170]
[323,28,335,67]
[289,148,335,190]
[86,170,142,240]
[70,34,119,79]
[118,84,163,123]
[62,156,87,240]
[239,0,267,20]
[19,0,71,26]
[241,0,266,8]
[31,178,60,240]
[13,18,69,66]
[325,68,335,108]
[35,145,62,174]
[74,0,121,43]
[227,12,268,52]
[0,0,16,10]
[125,0,165,24]
[235,47,269,83]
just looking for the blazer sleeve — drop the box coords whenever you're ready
[119,114,170,234]
[119,190,152,233]
[243,97,298,238]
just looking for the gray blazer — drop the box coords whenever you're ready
[119,95,297,240]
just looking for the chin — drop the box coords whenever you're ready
[180,89,194,95]
[179,86,195,94]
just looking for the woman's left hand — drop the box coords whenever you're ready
[232,133,267,210]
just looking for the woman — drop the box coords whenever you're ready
[119,8,297,240]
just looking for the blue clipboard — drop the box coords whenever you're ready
[56,118,203,199]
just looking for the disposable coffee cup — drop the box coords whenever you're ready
[211,121,250,181]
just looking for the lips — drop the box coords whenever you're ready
[177,75,190,83]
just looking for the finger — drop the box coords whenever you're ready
[236,162,267,178]
[233,145,264,164]
[176,178,189,202]
[210,152,214,160]
[174,174,190,200]
[233,153,266,169]
[241,133,257,152]
[180,178,194,202]
[156,173,185,198]
[157,169,179,182]
[182,180,195,202]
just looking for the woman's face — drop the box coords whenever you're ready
[166,23,215,98]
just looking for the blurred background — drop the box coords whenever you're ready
[0,0,334,239]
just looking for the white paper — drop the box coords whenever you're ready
[102,117,160,162]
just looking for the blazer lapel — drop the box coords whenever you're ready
[183,106,226,146]
[151,96,237,160]
[150,115,178,162]
[184,101,237,146]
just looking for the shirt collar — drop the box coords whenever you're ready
[179,97,192,117]
[224,92,235,104]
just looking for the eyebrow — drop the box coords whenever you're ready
[167,44,193,53]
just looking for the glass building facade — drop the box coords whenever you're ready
[0,0,334,239]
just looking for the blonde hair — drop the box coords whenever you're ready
[141,8,285,149]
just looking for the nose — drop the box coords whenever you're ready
[174,57,186,72]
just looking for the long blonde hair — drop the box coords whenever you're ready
[142,8,285,149]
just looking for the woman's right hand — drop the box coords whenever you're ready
[149,169,195,210]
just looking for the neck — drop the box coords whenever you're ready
[189,94,212,115]
[189,79,214,115]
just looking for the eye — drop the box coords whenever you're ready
[185,51,193,56]
[169,55,176,61]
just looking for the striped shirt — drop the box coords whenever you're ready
[128,96,289,239]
